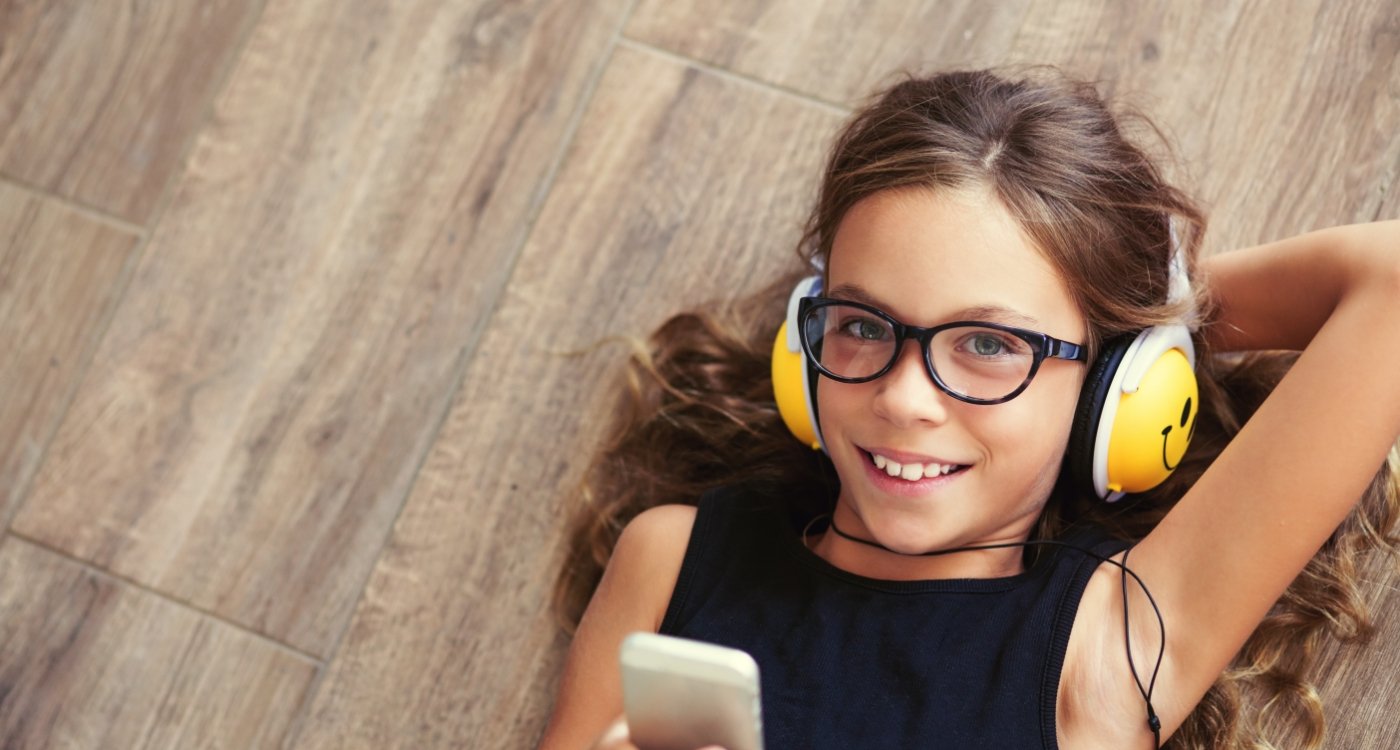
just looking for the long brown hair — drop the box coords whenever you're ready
[552,65,1400,749]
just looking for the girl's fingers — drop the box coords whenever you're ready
[592,715,727,750]
[590,716,634,750]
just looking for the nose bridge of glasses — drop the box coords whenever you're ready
[870,330,956,423]
[888,326,944,389]
[896,323,944,379]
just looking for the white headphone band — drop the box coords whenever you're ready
[1166,217,1200,332]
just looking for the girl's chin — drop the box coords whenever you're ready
[847,512,948,554]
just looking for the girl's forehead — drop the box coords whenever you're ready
[827,187,1084,337]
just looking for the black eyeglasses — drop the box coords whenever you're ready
[797,296,1088,405]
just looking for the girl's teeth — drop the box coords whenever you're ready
[870,452,960,481]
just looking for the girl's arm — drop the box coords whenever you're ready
[537,504,696,750]
[1196,222,1396,353]
[1127,219,1400,738]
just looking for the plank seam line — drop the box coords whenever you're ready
[276,1,646,746]
[616,37,853,117]
[2,530,324,667]
[0,174,146,237]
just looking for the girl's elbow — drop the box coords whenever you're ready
[1346,219,1400,295]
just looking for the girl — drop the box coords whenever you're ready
[538,67,1400,749]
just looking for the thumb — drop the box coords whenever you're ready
[591,716,632,750]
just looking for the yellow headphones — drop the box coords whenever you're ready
[771,230,1199,502]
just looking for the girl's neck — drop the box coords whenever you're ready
[805,505,1030,581]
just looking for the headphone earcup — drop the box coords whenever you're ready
[772,321,822,450]
[772,275,824,451]
[1067,335,1133,497]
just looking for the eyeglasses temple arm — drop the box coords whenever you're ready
[1049,339,1088,361]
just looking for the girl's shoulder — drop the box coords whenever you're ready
[620,504,698,553]
[612,504,698,627]
[536,504,699,747]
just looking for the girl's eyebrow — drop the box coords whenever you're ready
[826,282,1043,327]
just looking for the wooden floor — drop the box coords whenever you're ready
[1,0,1397,747]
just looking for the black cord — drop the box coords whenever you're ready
[1121,546,1163,747]
[822,517,1165,748]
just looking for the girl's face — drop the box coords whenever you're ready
[815,186,1088,579]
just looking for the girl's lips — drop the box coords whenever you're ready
[858,448,971,497]
[861,445,964,466]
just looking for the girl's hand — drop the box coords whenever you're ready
[589,714,727,750]
[588,716,636,750]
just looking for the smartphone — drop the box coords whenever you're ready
[619,632,764,750]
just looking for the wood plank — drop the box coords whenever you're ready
[0,0,263,223]
[1241,0,1400,234]
[625,0,1032,106]
[11,0,631,657]
[290,44,843,749]
[0,536,317,748]
[0,183,138,527]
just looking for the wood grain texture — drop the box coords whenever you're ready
[626,0,1032,105]
[0,0,263,223]
[11,0,630,657]
[290,43,842,749]
[0,183,138,527]
[0,536,316,749]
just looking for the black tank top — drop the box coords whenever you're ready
[658,482,1129,749]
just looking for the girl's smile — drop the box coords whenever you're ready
[855,445,973,498]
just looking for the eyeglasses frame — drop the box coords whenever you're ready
[796,295,1089,405]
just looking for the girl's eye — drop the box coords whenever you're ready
[971,334,1005,356]
[961,331,1027,357]
[839,317,888,341]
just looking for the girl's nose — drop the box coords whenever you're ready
[870,339,951,427]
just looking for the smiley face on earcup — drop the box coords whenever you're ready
[1067,326,1198,500]
[1105,348,1198,493]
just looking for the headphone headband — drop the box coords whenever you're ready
[1166,218,1200,332]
